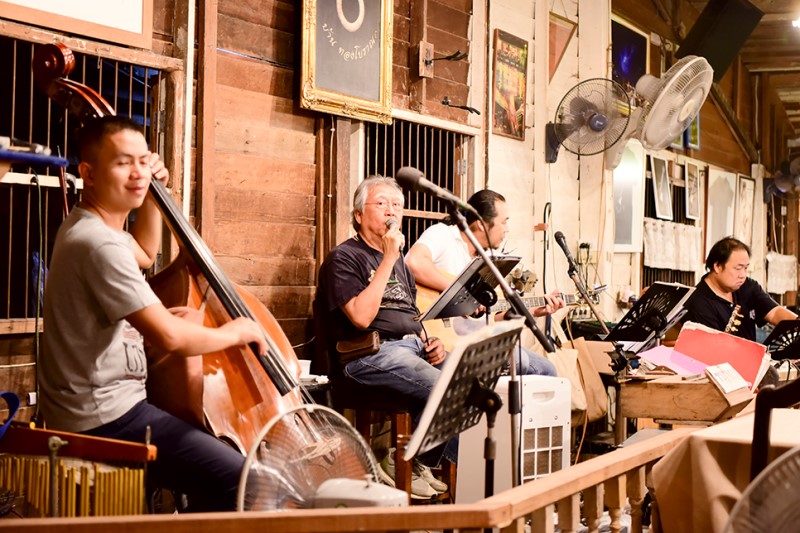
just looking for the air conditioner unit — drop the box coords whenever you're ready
[456,375,571,503]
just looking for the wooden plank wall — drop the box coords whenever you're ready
[210,0,317,356]
[393,0,472,120]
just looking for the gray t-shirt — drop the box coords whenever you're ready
[41,208,160,432]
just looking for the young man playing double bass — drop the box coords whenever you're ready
[41,116,267,512]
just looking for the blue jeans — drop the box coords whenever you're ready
[343,337,458,467]
[516,346,558,377]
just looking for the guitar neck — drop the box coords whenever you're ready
[491,293,579,313]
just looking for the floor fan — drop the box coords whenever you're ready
[237,404,407,510]
[545,78,632,163]
[605,55,713,170]
[724,445,800,532]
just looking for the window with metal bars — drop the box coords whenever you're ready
[364,119,473,247]
[642,171,697,287]
[0,36,164,325]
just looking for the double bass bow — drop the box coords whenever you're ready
[33,43,311,455]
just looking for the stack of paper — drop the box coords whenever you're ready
[673,322,770,392]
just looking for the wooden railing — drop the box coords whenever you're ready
[2,427,693,533]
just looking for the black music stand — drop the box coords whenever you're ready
[763,320,800,381]
[403,321,523,501]
[764,320,800,360]
[416,255,521,322]
[605,282,694,368]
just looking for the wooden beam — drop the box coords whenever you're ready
[408,0,428,111]
[0,18,182,71]
[197,0,218,244]
[710,83,759,163]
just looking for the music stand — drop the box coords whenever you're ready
[403,320,523,500]
[416,255,521,322]
[605,282,695,356]
[764,320,800,362]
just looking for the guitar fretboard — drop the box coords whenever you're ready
[491,293,580,313]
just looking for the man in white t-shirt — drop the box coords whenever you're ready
[405,189,561,375]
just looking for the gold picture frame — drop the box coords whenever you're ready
[300,0,393,124]
[492,29,528,140]
[0,0,153,49]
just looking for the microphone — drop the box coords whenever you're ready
[395,167,480,217]
[386,217,403,251]
[554,231,578,273]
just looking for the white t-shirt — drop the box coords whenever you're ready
[41,208,160,432]
[410,223,471,276]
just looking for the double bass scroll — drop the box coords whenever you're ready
[33,43,309,455]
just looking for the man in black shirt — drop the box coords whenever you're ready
[317,175,452,497]
[683,237,796,341]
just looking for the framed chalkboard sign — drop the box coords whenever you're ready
[300,0,393,124]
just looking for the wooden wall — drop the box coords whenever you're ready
[208,0,317,356]
[393,0,472,120]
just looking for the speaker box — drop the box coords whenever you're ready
[675,0,763,82]
[455,375,571,503]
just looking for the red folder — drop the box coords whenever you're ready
[673,322,769,392]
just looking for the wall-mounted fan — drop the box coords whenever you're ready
[545,78,631,163]
[605,55,714,170]
[764,155,800,200]
[237,405,407,511]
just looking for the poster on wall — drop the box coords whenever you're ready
[0,0,153,49]
[734,174,756,246]
[548,13,576,81]
[650,155,673,220]
[492,29,528,140]
[611,15,649,92]
[613,139,646,252]
[685,161,701,220]
[705,168,737,254]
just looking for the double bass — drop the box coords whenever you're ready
[33,43,310,455]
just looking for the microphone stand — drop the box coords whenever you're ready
[449,206,554,488]
[559,245,630,374]
[565,262,610,336]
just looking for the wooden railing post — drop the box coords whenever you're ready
[627,466,647,533]
[529,503,555,533]
[557,493,581,533]
[605,474,627,533]
[584,483,605,532]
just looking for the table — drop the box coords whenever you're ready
[650,409,800,533]
[615,375,753,443]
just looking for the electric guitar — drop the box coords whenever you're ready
[416,284,602,351]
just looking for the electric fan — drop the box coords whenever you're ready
[764,156,800,200]
[237,404,407,511]
[545,78,631,163]
[724,445,800,532]
[605,55,714,170]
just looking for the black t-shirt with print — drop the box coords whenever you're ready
[683,275,778,341]
[318,236,421,345]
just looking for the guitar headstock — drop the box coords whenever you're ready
[573,284,606,305]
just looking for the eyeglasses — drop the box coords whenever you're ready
[365,199,404,210]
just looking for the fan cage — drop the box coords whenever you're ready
[553,78,632,156]
[639,56,713,150]
[237,404,380,511]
